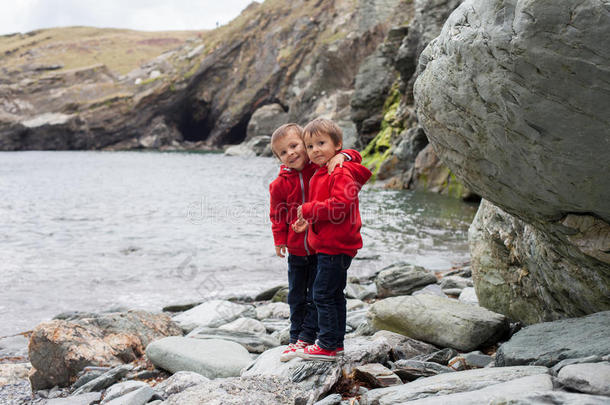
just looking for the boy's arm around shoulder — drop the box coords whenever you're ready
[269,178,289,246]
[301,168,358,223]
[341,149,362,164]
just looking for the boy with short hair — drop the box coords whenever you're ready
[268,123,361,362]
[295,118,372,361]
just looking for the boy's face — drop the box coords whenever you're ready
[273,132,308,171]
[304,132,342,166]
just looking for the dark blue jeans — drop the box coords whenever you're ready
[287,254,318,344]
[313,253,352,351]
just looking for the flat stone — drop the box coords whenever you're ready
[346,309,369,330]
[375,263,438,297]
[412,284,447,298]
[162,375,308,405]
[346,299,368,311]
[145,337,251,378]
[551,355,606,374]
[392,359,454,381]
[458,287,478,305]
[72,365,133,395]
[372,330,437,361]
[255,302,290,320]
[412,348,458,365]
[104,385,155,405]
[100,380,148,403]
[172,300,255,331]
[153,370,209,399]
[440,276,472,290]
[462,351,493,368]
[254,285,286,301]
[495,311,610,367]
[369,295,508,351]
[45,392,101,405]
[218,317,267,335]
[402,374,554,404]
[361,366,549,404]
[353,363,402,388]
[346,282,377,300]
[314,393,342,405]
[186,326,280,353]
[558,362,610,396]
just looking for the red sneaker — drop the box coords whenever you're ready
[280,340,310,362]
[297,343,337,361]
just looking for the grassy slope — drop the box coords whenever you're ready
[0,26,203,75]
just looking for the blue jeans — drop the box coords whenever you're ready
[313,253,352,351]
[287,254,318,344]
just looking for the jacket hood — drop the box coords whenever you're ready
[342,161,372,190]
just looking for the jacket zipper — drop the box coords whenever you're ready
[298,172,311,256]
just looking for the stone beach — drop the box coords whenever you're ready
[1,264,609,404]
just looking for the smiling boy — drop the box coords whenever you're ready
[268,123,361,361]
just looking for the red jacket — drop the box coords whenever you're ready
[269,150,362,256]
[301,161,372,257]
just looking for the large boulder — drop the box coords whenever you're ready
[414,0,610,323]
[470,200,610,324]
[28,311,181,390]
[368,295,508,351]
[245,104,288,141]
[145,337,251,379]
[495,311,610,367]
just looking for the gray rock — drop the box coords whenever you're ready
[255,302,290,320]
[368,295,508,351]
[346,299,368,311]
[469,200,610,324]
[551,355,606,375]
[71,369,108,391]
[361,366,549,404]
[153,370,209,399]
[495,312,610,367]
[315,393,342,405]
[187,326,280,353]
[218,317,267,335]
[72,365,133,395]
[162,302,201,313]
[254,285,286,301]
[372,330,436,361]
[242,334,394,402]
[346,309,369,330]
[345,282,377,300]
[271,287,289,303]
[558,362,610,396]
[442,288,463,296]
[401,374,554,405]
[45,392,101,405]
[353,363,402,388]
[412,348,458,365]
[412,284,447,298]
[461,351,493,368]
[392,359,455,381]
[172,300,255,331]
[145,337,251,378]
[414,0,610,323]
[375,263,437,297]
[162,375,308,405]
[101,380,147,403]
[224,136,272,157]
[245,104,288,141]
[458,287,478,305]
[261,319,290,333]
[104,385,155,405]
[271,326,291,345]
[440,276,472,290]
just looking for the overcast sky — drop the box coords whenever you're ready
[0,0,257,35]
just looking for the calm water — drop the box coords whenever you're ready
[0,151,477,339]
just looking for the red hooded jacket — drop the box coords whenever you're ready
[269,150,362,256]
[301,160,372,257]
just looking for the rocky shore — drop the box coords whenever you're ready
[1,263,608,405]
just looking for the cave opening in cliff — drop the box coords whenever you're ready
[224,113,251,145]
[178,112,213,142]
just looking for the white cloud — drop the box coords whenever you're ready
[0,0,256,35]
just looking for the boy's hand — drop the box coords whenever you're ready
[292,218,308,233]
[275,245,287,258]
[327,153,346,174]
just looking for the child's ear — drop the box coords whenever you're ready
[335,142,342,152]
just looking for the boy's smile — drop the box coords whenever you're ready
[305,132,342,166]
[273,132,308,171]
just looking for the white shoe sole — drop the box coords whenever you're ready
[298,352,337,362]
[280,351,298,362]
